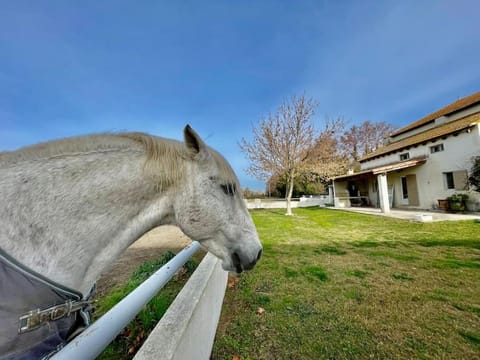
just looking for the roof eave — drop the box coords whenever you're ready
[359,122,478,163]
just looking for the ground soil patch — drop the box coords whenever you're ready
[95,225,192,298]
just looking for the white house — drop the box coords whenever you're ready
[333,91,480,212]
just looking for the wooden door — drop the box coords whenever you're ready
[406,174,419,206]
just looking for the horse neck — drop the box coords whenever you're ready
[0,149,179,296]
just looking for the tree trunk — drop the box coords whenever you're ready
[285,173,295,216]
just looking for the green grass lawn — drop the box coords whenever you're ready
[212,208,480,360]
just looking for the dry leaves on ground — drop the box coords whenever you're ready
[227,275,240,289]
[256,307,266,315]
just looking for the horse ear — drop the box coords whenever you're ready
[184,125,206,155]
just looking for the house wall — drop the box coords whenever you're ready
[387,169,417,208]
[334,181,349,197]
[366,178,378,207]
[333,180,351,207]
[362,126,479,171]
[362,125,480,209]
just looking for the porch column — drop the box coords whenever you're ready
[328,185,334,204]
[377,172,390,213]
[332,180,338,207]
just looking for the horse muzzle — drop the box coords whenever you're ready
[229,247,263,274]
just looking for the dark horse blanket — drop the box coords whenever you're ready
[0,249,92,360]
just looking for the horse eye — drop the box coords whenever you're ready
[221,184,236,196]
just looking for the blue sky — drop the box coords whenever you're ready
[1,1,479,190]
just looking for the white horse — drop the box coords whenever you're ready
[0,125,262,359]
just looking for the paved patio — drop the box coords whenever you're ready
[329,206,480,222]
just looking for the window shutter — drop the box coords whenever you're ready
[453,170,468,190]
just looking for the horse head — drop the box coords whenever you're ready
[173,125,262,273]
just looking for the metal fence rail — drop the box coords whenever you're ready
[51,241,201,360]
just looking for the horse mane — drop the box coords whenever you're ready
[121,132,240,192]
[0,134,135,165]
[1,132,240,192]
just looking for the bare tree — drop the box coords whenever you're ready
[240,95,317,215]
[307,117,349,182]
[340,124,361,161]
[340,120,395,162]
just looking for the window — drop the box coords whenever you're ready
[444,170,468,190]
[445,172,454,189]
[401,177,408,199]
[430,144,444,153]
[399,153,410,161]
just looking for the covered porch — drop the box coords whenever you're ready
[332,157,427,213]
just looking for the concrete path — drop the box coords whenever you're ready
[328,206,480,222]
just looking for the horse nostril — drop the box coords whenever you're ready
[232,250,262,273]
[257,249,263,261]
[232,252,243,273]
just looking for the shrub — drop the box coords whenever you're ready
[447,193,469,212]
[468,156,480,192]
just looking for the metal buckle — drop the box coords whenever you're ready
[50,303,70,321]
[18,300,90,334]
[19,309,44,333]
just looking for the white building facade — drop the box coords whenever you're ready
[333,92,480,212]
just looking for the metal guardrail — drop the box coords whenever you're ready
[51,241,202,360]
